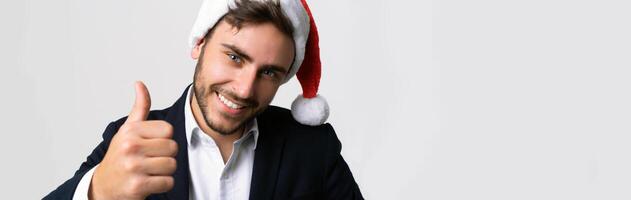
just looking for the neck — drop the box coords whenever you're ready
[190,91,244,145]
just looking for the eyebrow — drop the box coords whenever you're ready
[221,43,289,75]
[221,43,252,63]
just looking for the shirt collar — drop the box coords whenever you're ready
[184,85,259,150]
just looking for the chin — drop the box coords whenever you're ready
[205,104,259,135]
[211,116,246,135]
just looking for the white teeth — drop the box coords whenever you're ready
[218,93,243,109]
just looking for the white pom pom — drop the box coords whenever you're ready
[291,94,330,126]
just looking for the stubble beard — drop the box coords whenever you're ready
[192,57,264,136]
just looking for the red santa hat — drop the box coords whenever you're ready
[189,0,329,126]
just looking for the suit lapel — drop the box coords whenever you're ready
[162,85,191,200]
[249,110,286,200]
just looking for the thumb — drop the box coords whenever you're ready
[126,81,152,122]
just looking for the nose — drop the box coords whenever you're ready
[233,66,257,99]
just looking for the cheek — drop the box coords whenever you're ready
[255,83,281,104]
[197,60,234,83]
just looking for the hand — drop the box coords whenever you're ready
[90,81,178,200]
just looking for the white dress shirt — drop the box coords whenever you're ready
[73,87,259,200]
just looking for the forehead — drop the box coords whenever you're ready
[208,20,295,68]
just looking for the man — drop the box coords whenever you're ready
[45,0,363,199]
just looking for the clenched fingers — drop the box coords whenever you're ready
[140,139,178,157]
[142,157,177,176]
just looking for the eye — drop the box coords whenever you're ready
[227,53,242,63]
[261,69,276,78]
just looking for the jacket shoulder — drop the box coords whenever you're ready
[259,106,335,134]
[258,105,341,151]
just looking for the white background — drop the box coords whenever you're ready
[1,0,630,199]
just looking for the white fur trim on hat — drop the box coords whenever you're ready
[291,94,329,126]
[189,0,230,49]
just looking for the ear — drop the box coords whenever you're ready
[191,38,206,60]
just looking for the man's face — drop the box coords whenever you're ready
[191,20,295,135]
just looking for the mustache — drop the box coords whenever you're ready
[210,85,259,107]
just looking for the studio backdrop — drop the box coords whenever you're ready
[1,0,630,199]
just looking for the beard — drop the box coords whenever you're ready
[192,59,264,136]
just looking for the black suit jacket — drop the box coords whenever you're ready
[45,85,363,200]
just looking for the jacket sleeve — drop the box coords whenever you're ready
[43,120,124,200]
[323,124,364,200]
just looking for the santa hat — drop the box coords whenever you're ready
[189,0,329,126]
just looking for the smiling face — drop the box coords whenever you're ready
[191,20,295,135]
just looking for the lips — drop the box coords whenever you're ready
[217,92,245,110]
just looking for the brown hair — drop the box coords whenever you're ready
[205,0,294,40]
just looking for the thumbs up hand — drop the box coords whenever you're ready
[90,81,178,200]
